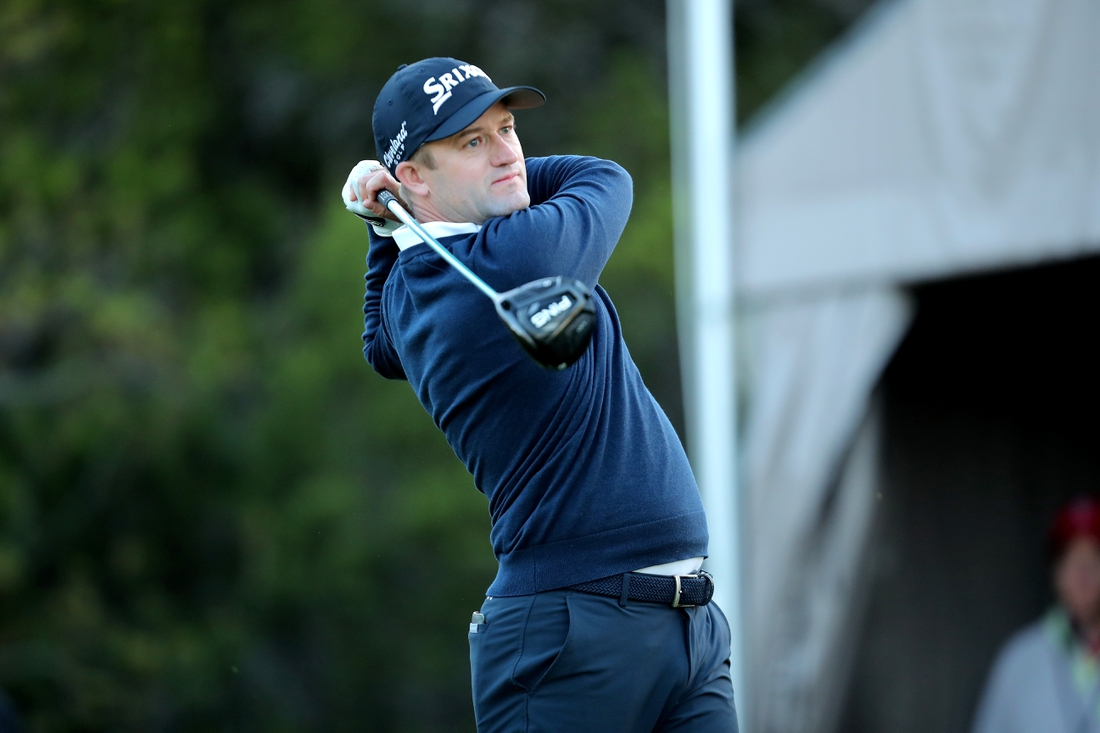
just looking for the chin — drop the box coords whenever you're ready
[489,195,531,218]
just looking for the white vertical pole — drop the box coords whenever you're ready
[667,0,744,728]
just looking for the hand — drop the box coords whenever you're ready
[342,160,401,222]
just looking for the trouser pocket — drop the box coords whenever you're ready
[469,595,536,729]
[511,591,572,694]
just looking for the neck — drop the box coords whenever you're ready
[1068,607,1100,651]
[1082,618,1100,643]
[404,194,474,225]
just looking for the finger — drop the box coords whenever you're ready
[351,169,402,220]
[345,160,381,202]
[361,172,390,205]
[369,191,390,216]
[345,180,359,204]
[355,177,372,208]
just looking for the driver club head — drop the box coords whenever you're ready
[495,277,596,369]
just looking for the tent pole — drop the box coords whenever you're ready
[667,0,744,728]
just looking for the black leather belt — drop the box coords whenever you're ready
[568,570,714,608]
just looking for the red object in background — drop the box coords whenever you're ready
[1048,496,1100,562]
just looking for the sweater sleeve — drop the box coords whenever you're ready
[361,226,406,380]
[475,155,633,290]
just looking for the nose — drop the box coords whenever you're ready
[489,133,519,166]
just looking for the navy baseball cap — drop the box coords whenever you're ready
[373,57,545,175]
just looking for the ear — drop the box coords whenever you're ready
[395,160,430,197]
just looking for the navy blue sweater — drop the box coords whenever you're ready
[362,155,708,596]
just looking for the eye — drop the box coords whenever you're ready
[465,136,481,148]
[501,125,513,135]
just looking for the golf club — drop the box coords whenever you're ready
[376,190,596,369]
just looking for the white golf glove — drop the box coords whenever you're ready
[342,160,401,237]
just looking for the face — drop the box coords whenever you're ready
[400,102,529,224]
[1055,536,1100,628]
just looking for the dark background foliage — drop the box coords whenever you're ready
[0,0,870,729]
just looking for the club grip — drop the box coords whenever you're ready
[377,190,398,208]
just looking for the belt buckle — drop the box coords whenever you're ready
[672,573,699,608]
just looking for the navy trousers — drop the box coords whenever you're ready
[468,588,738,732]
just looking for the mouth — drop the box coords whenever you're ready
[492,171,521,186]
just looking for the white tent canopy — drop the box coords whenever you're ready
[739,0,1100,730]
[741,0,1100,298]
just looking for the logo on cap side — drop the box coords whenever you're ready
[423,64,492,114]
[383,121,408,169]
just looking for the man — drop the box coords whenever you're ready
[973,496,1100,733]
[344,57,737,732]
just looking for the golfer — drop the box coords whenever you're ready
[345,57,737,732]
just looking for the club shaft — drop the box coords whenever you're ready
[377,191,500,301]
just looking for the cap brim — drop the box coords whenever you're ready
[424,86,546,143]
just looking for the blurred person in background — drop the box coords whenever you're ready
[342,57,736,733]
[973,496,1100,733]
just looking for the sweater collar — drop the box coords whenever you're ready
[393,221,481,251]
